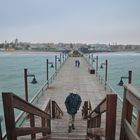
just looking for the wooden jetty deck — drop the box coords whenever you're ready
[15,56,121,140]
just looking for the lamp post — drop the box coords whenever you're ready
[118,70,132,86]
[46,59,54,81]
[54,56,61,72]
[100,60,108,84]
[59,53,62,66]
[24,68,37,102]
[92,56,98,76]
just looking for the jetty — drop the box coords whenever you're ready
[1,51,140,140]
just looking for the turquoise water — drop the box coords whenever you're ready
[91,52,140,98]
[0,51,61,132]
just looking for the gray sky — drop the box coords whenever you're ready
[0,0,140,44]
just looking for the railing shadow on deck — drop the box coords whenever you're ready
[2,92,63,140]
[82,94,117,140]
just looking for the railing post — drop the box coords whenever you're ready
[24,68,28,102]
[83,101,88,119]
[52,101,55,118]
[46,59,49,81]
[128,70,132,84]
[105,60,108,84]
[30,114,36,139]
[106,94,117,140]
[55,56,57,72]
[96,56,98,76]
[2,92,17,140]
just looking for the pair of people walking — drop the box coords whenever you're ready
[65,89,82,133]
[75,60,80,67]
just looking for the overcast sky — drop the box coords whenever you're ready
[0,0,140,44]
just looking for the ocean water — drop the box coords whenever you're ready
[91,52,140,98]
[0,51,61,131]
[0,51,140,134]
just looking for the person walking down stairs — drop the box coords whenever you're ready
[65,89,82,133]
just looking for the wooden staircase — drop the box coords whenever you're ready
[47,111,89,140]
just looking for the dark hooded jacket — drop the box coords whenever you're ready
[65,93,82,115]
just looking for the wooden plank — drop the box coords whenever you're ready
[136,112,140,137]
[87,128,105,137]
[16,127,49,136]
[126,90,140,112]
[124,84,140,100]
[13,95,50,119]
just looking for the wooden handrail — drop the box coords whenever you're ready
[86,94,117,140]
[2,92,51,140]
[52,100,63,119]
[120,84,140,140]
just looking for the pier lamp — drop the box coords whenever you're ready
[62,51,66,63]
[55,56,61,72]
[88,54,91,60]
[24,68,37,102]
[46,59,54,81]
[100,60,108,83]
[118,70,132,86]
[92,56,98,75]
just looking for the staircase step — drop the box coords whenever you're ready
[47,135,89,140]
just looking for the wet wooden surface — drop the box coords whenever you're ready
[18,56,121,140]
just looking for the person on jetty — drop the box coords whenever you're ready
[75,59,80,67]
[75,60,78,67]
[77,60,80,67]
[65,89,82,133]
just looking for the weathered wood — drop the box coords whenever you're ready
[16,127,49,136]
[30,114,36,139]
[2,92,52,140]
[87,94,117,140]
[87,128,105,137]
[120,84,140,140]
[126,90,140,112]
[136,112,140,137]
[124,120,140,140]
[12,94,50,119]
[82,101,88,119]
[2,93,17,140]
[106,94,117,140]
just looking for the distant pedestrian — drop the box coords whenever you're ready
[65,89,82,133]
[77,60,80,67]
[75,60,78,67]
